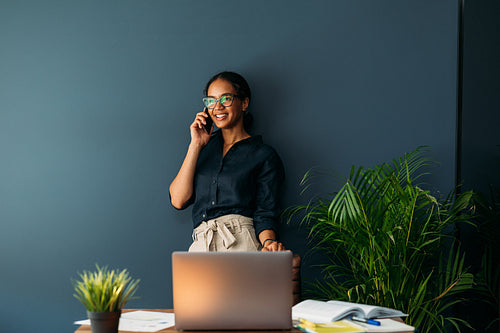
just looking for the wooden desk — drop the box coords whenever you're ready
[75,309,413,333]
[74,309,301,333]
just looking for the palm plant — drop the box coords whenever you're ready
[73,264,140,313]
[286,148,475,333]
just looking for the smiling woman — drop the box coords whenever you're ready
[169,71,287,252]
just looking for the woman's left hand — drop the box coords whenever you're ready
[261,241,286,252]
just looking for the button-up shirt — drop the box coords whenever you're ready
[177,130,284,237]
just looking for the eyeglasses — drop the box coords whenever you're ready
[202,94,239,109]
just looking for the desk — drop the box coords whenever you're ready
[74,309,413,333]
[74,309,301,333]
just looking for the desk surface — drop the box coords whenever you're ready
[74,309,301,333]
[74,309,413,333]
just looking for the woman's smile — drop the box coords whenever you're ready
[214,112,228,121]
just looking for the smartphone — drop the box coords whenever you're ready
[202,107,213,134]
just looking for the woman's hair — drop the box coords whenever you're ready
[204,71,253,131]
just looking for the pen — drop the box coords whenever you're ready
[349,316,381,326]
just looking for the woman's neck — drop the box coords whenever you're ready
[221,127,250,146]
[221,127,250,157]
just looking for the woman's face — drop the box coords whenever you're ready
[206,78,249,131]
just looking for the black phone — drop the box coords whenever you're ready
[202,107,213,134]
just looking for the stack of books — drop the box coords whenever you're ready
[292,299,415,332]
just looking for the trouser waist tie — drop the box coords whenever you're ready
[193,219,237,251]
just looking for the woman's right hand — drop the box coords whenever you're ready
[190,110,212,147]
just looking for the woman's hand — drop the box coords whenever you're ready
[259,231,287,252]
[190,110,212,148]
[261,240,287,252]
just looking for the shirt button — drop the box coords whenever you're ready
[213,180,216,184]
[211,201,215,205]
[202,214,206,218]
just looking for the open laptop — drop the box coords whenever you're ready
[172,251,293,330]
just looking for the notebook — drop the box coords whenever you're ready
[172,251,293,330]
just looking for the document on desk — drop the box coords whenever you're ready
[74,310,175,332]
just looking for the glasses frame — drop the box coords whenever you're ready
[202,94,240,109]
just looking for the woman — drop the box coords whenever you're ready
[169,71,286,252]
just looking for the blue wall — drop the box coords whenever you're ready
[0,1,461,332]
[462,0,500,195]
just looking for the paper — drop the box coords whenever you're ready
[295,318,414,332]
[74,310,175,332]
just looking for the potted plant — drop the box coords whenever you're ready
[286,147,476,333]
[72,264,140,333]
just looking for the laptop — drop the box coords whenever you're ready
[172,251,293,330]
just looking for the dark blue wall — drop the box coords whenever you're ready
[0,1,462,332]
[459,0,500,331]
[462,0,500,195]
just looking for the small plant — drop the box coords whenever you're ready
[73,264,140,312]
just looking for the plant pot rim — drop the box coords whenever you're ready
[87,310,122,318]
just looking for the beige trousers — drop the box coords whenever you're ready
[188,214,261,252]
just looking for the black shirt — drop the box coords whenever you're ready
[178,130,285,237]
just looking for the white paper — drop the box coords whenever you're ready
[74,310,175,332]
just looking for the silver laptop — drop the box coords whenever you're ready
[172,251,293,330]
